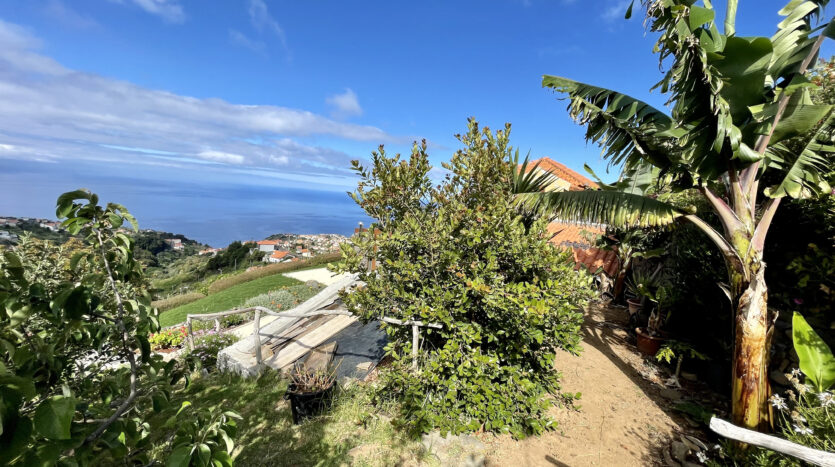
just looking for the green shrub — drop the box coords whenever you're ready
[243,284,319,312]
[149,326,188,349]
[207,252,340,295]
[152,292,205,312]
[334,121,594,438]
[184,333,239,371]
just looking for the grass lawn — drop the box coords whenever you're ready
[159,274,301,327]
[166,372,432,466]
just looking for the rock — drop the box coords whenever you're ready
[683,463,703,467]
[305,280,322,289]
[684,435,708,451]
[663,446,681,467]
[770,370,790,386]
[671,441,689,463]
[660,388,682,400]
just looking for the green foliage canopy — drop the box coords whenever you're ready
[334,120,594,437]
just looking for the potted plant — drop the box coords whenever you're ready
[624,265,661,318]
[635,283,674,356]
[284,363,338,424]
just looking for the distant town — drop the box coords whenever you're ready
[0,215,348,264]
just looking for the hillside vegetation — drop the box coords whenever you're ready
[159,273,301,327]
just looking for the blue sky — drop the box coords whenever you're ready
[0,0,831,245]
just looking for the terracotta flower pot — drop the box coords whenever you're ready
[626,298,643,316]
[635,327,666,356]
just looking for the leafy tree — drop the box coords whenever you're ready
[523,1,835,431]
[0,190,238,465]
[334,121,594,437]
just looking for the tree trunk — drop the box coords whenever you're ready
[731,266,774,431]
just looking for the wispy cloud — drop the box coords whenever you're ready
[326,89,363,119]
[248,0,287,49]
[229,29,266,54]
[0,19,395,181]
[111,0,186,23]
[42,0,99,29]
[601,0,632,22]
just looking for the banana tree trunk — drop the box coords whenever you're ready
[731,265,774,431]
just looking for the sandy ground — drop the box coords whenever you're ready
[229,268,351,339]
[283,267,351,286]
[482,303,696,466]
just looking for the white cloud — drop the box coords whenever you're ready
[326,88,363,118]
[602,0,632,22]
[113,0,185,23]
[0,19,395,179]
[229,29,266,54]
[248,0,286,48]
[43,1,99,29]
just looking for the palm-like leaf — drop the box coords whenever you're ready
[766,108,835,198]
[510,151,557,195]
[518,190,685,229]
[542,76,678,172]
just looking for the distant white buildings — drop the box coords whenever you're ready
[164,238,184,250]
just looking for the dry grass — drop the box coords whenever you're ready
[207,252,341,295]
[152,292,205,312]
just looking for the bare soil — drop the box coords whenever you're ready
[481,303,710,466]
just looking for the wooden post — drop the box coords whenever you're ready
[412,323,419,371]
[253,309,263,365]
[710,417,835,466]
[186,317,194,351]
[214,318,221,333]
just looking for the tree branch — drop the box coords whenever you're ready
[83,227,139,445]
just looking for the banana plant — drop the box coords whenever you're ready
[522,0,835,432]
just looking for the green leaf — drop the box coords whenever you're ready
[732,143,763,162]
[55,189,91,219]
[0,416,32,464]
[792,312,835,391]
[624,0,634,19]
[517,190,684,229]
[196,443,211,467]
[33,397,75,440]
[166,445,193,467]
[688,6,715,30]
[211,450,233,467]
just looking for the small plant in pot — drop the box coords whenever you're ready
[624,266,661,320]
[285,363,338,424]
[635,284,674,356]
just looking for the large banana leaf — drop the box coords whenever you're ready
[765,108,835,198]
[542,75,678,171]
[518,190,684,229]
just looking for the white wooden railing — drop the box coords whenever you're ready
[185,273,441,369]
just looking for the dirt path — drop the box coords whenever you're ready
[483,303,698,466]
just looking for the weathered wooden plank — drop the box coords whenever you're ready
[709,417,835,467]
[267,315,357,370]
[301,342,338,373]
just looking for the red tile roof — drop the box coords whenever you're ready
[271,251,289,259]
[527,157,598,191]
[257,240,278,245]
[547,221,618,277]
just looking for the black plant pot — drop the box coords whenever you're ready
[285,383,336,424]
